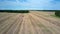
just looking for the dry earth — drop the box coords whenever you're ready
[0,11,60,34]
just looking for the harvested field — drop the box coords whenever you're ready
[0,11,60,34]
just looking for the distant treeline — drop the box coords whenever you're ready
[55,11,60,17]
[35,10,60,17]
[35,10,60,12]
[0,10,29,13]
[0,10,60,17]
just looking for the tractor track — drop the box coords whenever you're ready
[30,12,60,34]
[32,13,60,27]
[0,11,60,34]
[29,14,53,34]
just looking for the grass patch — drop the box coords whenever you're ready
[55,11,60,17]
[50,15,60,18]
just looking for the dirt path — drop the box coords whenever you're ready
[0,11,60,34]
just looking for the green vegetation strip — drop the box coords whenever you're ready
[0,10,29,13]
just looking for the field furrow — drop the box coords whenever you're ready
[0,11,60,34]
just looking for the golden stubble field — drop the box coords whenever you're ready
[0,11,60,34]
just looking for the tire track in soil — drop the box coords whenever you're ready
[29,14,56,34]
[0,11,60,34]
[25,14,34,34]
[22,14,29,34]
[0,14,21,34]
[23,14,36,34]
[28,14,44,34]
[31,11,60,21]
[22,14,37,34]
[0,14,18,29]
[0,14,18,24]
[27,14,38,34]
[0,13,15,19]
[18,14,26,34]
[13,14,24,34]
[32,13,60,27]
[30,13,60,34]
[35,11,60,26]
[0,14,10,18]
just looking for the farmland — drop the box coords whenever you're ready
[0,11,60,34]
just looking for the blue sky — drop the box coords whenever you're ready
[0,0,60,10]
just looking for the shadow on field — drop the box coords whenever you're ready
[0,10,29,13]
